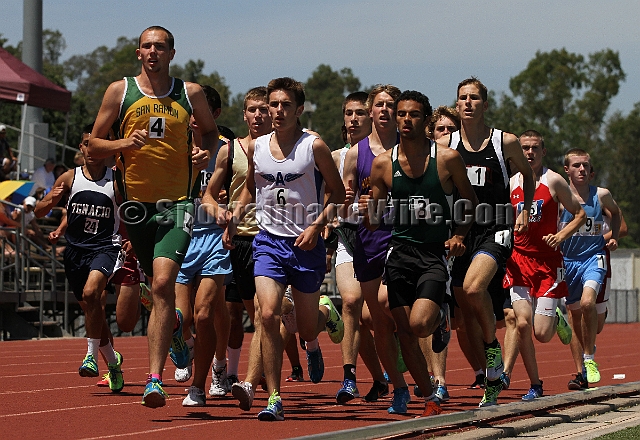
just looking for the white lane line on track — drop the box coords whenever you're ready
[79,419,235,440]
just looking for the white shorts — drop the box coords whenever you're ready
[335,235,354,266]
[510,286,558,318]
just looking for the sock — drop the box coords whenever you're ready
[483,338,500,350]
[173,310,181,332]
[343,364,356,382]
[213,356,227,371]
[305,338,319,352]
[474,369,484,376]
[227,347,241,376]
[583,353,594,362]
[99,341,118,365]
[87,338,100,358]
[185,336,195,349]
[150,373,162,382]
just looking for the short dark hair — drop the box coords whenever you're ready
[82,123,94,135]
[267,77,305,107]
[395,90,433,120]
[139,26,174,50]
[201,85,222,112]
[342,91,369,113]
[520,129,545,149]
[244,86,268,109]
[457,77,488,102]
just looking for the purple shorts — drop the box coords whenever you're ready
[252,230,326,294]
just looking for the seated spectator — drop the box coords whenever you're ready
[12,196,50,251]
[30,158,56,196]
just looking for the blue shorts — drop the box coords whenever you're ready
[564,254,607,306]
[176,227,232,284]
[64,245,123,302]
[252,230,325,294]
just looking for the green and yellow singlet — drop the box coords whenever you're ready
[117,76,194,203]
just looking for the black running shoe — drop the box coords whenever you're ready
[469,373,486,389]
[568,372,588,390]
[363,380,389,402]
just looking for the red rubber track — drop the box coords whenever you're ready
[1,324,638,439]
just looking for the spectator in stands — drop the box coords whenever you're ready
[11,196,50,250]
[53,164,68,180]
[0,125,17,181]
[30,158,56,195]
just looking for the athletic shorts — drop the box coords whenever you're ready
[385,239,448,310]
[596,277,611,314]
[335,235,354,266]
[503,250,568,299]
[253,230,326,294]
[450,225,513,284]
[176,227,231,284]
[64,245,123,301]
[564,253,607,306]
[124,200,194,277]
[353,229,391,283]
[228,235,256,302]
[110,248,144,286]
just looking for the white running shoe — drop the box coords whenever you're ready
[209,364,229,397]
[175,347,194,383]
[232,381,255,411]
[182,386,206,407]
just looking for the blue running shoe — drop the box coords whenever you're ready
[336,379,359,404]
[306,347,324,383]
[522,382,543,401]
[500,371,511,390]
[388,387,411,414]
[435,384,450,402]
[142,378,168,408]
[169,308,190,369]
[79,354,99,377]
[257,391,284,421]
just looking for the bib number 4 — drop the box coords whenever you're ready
[149,117,166,139]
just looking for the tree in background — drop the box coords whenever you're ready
[302,64,361,150]
[486,48,625,175]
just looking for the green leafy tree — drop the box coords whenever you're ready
[486,48,625,173]
[302,65,361,150]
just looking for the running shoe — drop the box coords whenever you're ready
[259,374,268,391]
[336,378,359,404]
[142,378,168,408]
[414,385,423,398]
[257,391,284,421]
[139,282,153,312]
[169,308,190,369]
[79,354,99,377]
[500,371,511,390]
[522,382,543,401]
[209,364,229,397]
[469,373,486,389]
[584,359,601,384]
[388,387,411,414]
[306,347,324,383]
[435,385,450,402]
[96,373,110,387]
[479,378,503,407]
[227,374,239,389]
[175,346,194,383]
[432,303,451,353]
[319,295,344,344]
[364,380,389,402]
[285,365,304,382]
[568,372,588,390]
[107,351,124,393]
[232,381,255,411]
[183,386,206,407]
[419,399,443,417]
[485,343,504,381]
[555,307,572,345]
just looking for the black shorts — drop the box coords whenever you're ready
[229,235,256,302]
[64,245,122,302]
[225,280,242,304]
[335,222,357,255]
[450,225,513,284]
[386,239,448,310]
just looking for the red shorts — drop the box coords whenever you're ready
[503,250,568,299]
[111,251,144,286]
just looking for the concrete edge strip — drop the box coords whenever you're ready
[291,381,640,440]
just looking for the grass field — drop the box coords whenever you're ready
[596,425,640,439]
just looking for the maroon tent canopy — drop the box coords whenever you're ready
[0,47,71,112]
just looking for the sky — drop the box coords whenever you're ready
[2,0,640,117]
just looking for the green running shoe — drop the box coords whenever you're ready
[555,307,572,345]
[479,378,503,407]
[584,359,600,383]
[257,390,284,421]
[320,295,344,344]
[107,351,124,393]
